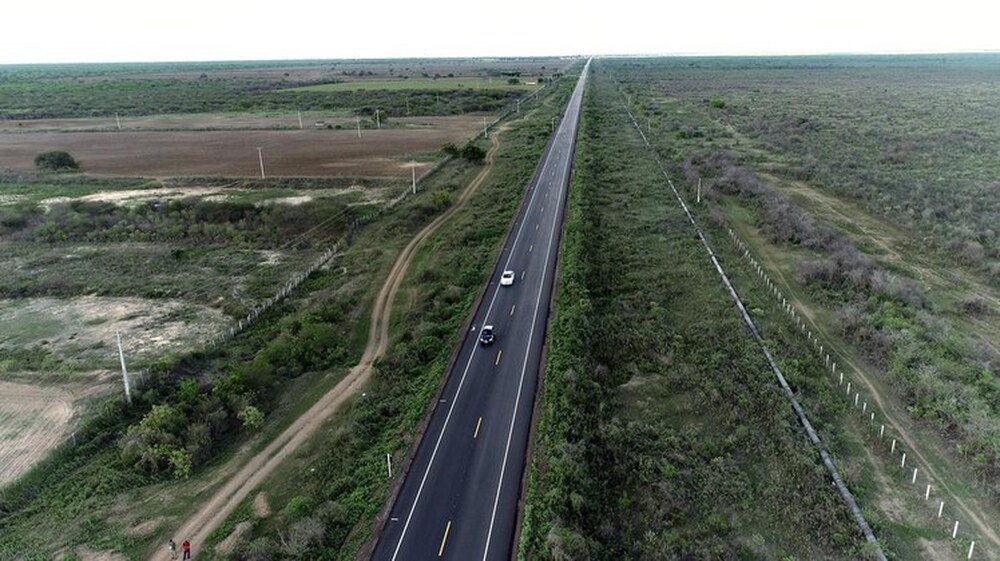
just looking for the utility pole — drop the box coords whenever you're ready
[375,109,381,129]
[256,147,265,179]
[117,331,132,405]
[697,177,702,204]
[297,110,303,129]
[411,162,417,194]
[115,112,121,130]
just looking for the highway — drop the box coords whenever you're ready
[371,61,590,561]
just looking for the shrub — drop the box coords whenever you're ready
[34,150,79,171]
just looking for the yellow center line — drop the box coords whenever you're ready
[474,416,482,439]
[495,350,503,365]
[438,520,452,557]
[510,304,516,316]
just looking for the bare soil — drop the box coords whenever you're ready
[0,116,483,178]
[150,125,507,561]
[32,184,391,209]
[0,382,74,485]
[0,296,230,363]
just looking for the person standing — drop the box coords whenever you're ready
[182,539,192,560]
[168,539,177,560]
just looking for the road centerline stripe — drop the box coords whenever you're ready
[495,350,503,365]
[474,417,483,439]
[438,520,452,557]
[480,66,586,561]
[386,97,564,560]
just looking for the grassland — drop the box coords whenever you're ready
[284,76,541,92]
[0,58,569,119]
[607,55,1000,558]
[0,62,576,559]
[520,61,872,560]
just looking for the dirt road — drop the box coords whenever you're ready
[153,128,505,560]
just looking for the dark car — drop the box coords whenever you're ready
[479,325,495,346]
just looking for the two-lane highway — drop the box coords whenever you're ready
[372,60,589,561]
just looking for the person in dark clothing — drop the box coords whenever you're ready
[168,539,177,560]
[182,539,192,560]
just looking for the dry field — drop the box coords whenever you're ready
[0,296,232,485]
[0,381,79,486]
[0,115,483,178]
[0,296,231,364]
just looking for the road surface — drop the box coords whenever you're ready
[371,61,589,561]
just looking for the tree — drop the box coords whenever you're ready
[34,150,79,171]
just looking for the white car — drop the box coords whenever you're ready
[500,270,515,286]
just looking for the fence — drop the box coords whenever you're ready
[619,92,891,561]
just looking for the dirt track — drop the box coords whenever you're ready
[152,128,505,560]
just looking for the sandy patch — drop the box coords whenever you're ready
[0,296,230,362]
[127,516,166,537]
[0,382,73,485]
[214,520,252,555]
[253,492,270,518]
[73,546,128,561]
[39,186,228,209]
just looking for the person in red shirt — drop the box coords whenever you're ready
[182,539,192,560]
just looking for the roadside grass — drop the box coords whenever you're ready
[520,63,862,560]
[284,77,541,92]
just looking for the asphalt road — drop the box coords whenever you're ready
[371,61,590,561]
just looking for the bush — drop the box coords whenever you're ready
[34,150,79,171]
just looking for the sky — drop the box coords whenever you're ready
[2,0,999,64]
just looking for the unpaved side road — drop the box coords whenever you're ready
[152,129,505,560]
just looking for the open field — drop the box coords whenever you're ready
[0,382,79,486]
[520,62,864,560]
[611,55,1000,558]
[284,77,541,92]
[0,296,230,367]
[0,114,473,133]
[0,58,572,119]
[0,116,481,177]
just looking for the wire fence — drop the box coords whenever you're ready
[619,92,890,561]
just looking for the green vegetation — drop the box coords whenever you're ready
[284,76,538,92]
[0,65,577,559]
[442,141,487,164]
[207,69,579,561]
[0,60,564,119]
[520,62,862,560]
[613,55,1000,501]
[33,150,79,171]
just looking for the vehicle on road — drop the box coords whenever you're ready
[500,270,515,286]
[479,325,495,345]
